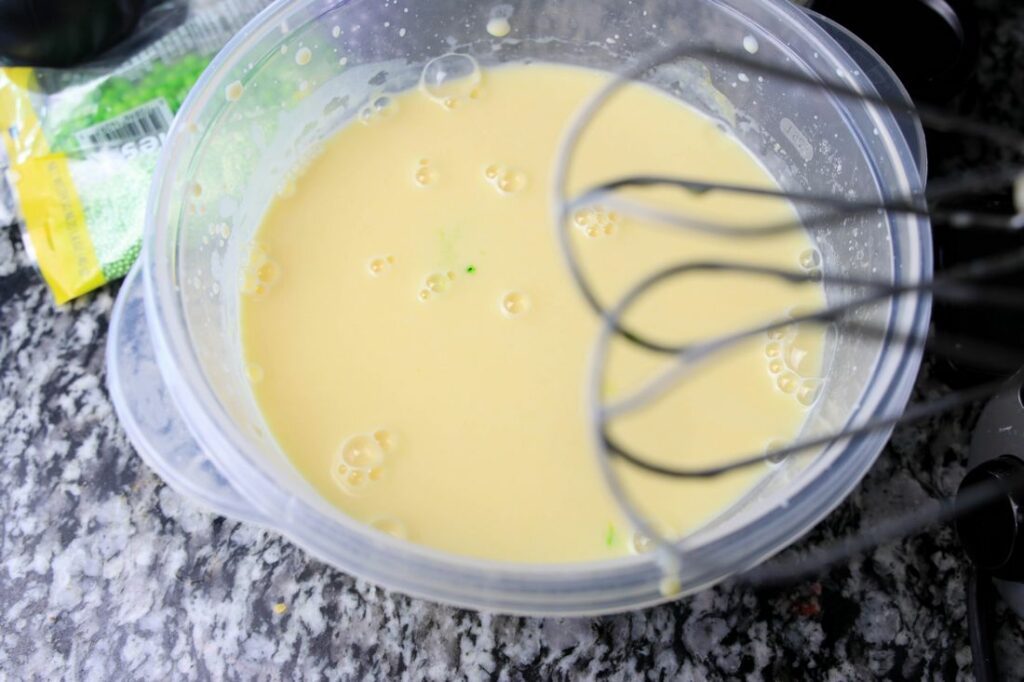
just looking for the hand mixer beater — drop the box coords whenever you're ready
[550,39,1024,595]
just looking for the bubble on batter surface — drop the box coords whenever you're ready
[420,53,481,110]
[501,291,530,317]
[483,163,527,194]
[414,158,439,187]
[572,206,620,237]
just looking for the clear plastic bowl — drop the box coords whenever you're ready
[108,0,930,614]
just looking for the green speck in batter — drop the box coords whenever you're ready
[605,523,616,547]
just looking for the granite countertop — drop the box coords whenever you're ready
[3,2,1024,679]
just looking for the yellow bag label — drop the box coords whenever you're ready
[13,156,104,303]
[1,68,102,304]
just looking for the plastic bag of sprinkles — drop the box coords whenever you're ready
[0,0,267,304]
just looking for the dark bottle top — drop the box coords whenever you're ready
[0,0,147,67]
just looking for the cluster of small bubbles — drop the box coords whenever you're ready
[358,93,397,125]
[417,271,456,301]
[240,243,281,298]
[246,362,265,384]
[419,53,481,110]
[572,206,620,238]
[501,291,530,318]
[368,255,395,276]
[295,46,312,66]
[764,309,823,406]
[483,163,527,194]
[333,430,395,495]
[426,273,449,293]
[370,517,407,539]
[413,158,438,187]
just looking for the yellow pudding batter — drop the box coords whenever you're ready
[241,62,826,563]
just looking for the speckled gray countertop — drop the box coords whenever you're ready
[3,2,1024,680]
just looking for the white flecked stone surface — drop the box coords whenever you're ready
[3,0,1024,678]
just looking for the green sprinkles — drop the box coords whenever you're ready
[48,53,212,154]
[466,265,476,274]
